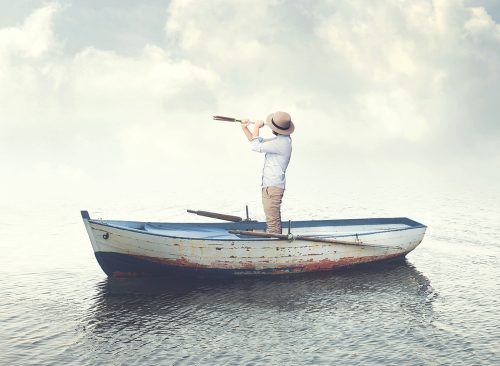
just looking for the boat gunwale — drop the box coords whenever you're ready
[86,217,427,242]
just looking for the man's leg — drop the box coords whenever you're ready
[262,186,285,234]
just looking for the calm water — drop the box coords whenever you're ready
[1,182,499,365]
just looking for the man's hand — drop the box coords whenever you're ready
[241,119,250,128]
[241,119,253,141]
[252,120,264,139]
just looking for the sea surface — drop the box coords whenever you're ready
[1,182,499,365]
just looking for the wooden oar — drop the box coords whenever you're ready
[228,230,399,249]
[213,115,255,124]
[187,209,242,222]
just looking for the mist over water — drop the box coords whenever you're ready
[1,1,499,364]
[1,181,499,365]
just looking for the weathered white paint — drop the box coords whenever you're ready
[82,213,426,275]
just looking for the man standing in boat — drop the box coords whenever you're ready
[240,112,294,234]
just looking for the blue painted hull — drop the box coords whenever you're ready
[95,251,408,278]
[95,252,279,277]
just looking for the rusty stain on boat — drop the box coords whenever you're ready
[82,210,427,278]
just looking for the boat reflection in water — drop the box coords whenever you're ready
[77,259,436,364]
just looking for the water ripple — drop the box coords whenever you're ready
[1,187,500,365]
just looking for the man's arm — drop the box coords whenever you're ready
[241,119,264,141]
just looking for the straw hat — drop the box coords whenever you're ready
[266,111,295,135]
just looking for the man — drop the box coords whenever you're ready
[241,111,294,234]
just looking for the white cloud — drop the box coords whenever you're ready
[314,0,500,149]
[1,0,499,205]
[163,0,499,158]
[0,2,61,59]
[0,2,222,204]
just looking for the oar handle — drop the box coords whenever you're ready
[187,209,242,222]
[228,229,399,249]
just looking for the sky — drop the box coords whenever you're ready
[0,0,499,213]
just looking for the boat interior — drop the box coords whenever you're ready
[85,212,426,241]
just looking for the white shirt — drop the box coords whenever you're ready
[251,135,292,189]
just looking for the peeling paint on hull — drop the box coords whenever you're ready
[82,210,426,278]
[96,251,409,278]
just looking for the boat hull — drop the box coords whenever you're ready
[81,211,426,278]
[95,251,409,278]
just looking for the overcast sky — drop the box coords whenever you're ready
[1,0,499,211]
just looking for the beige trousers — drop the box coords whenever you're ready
[262,186,285,234]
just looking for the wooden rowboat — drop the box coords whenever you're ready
[81,210,426,277]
